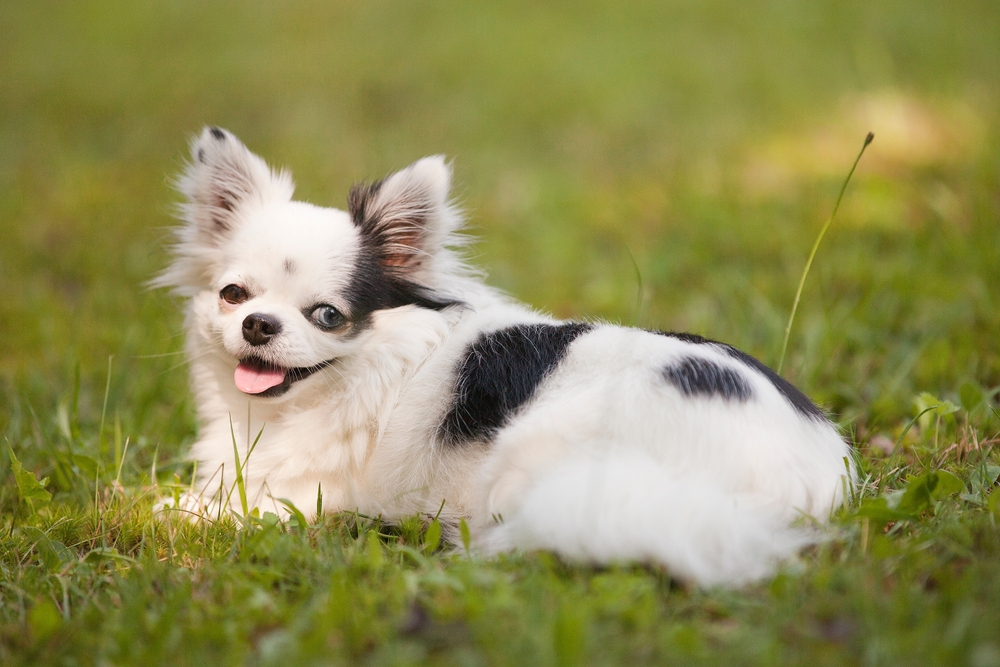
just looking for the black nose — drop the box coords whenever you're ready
[242,313,282,346]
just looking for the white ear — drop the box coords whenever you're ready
[178,127,294,243]
[154,128,295,294]
[348,156,457,273]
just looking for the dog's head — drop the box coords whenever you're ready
[157,127,463,398]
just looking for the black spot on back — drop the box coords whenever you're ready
[653,330,827,420]
[209,127,225,140]
[663,356,752,401]
[283,258,296,275]
[441,323,593,445]
[716,345,827,421]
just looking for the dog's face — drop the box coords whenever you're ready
[159,128,460,399]
[192,198,364,398]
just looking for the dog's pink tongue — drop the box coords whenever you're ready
[234,363,286,394]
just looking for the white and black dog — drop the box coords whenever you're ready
[157,127,853,586]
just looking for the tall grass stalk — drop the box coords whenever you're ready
[229,414,265,517]
[98,355,113,462]
[777,132,874,374]
[624,243,644,326]
[230,416,249,517]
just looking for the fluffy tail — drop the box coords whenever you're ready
[480,453,819,587]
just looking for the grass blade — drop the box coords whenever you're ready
[624,243,644,327]
[777,132,874,374]
[459,517,471,557]
[98,355,113,462]
[423,518,442,554]
[277,498,309,532]
[230,415,249,517]
[229,413,265,518]
[891,403,941,458]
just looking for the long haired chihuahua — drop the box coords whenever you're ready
[156,127,853,586]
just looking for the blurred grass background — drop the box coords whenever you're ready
[2,2,1000,664]
[2,0,999,460]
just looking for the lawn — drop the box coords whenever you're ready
[2,1,1000,664]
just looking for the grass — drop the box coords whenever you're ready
[776,130,873,375]
[2,0,1000,664]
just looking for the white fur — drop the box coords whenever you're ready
[158,127,854,586]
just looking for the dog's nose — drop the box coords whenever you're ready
[242,313,282,346]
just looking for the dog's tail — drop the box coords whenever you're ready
[479,452,821,587]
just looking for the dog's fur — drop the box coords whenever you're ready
[157,127,854,586]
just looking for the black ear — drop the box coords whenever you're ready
[348,156,454,273]
[178,127,294,243]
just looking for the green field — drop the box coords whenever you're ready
[2,1,1000,664]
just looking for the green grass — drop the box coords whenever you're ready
[2,1,1000,664]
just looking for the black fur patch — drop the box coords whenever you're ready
[348,180,384,228]
[283,258,296,275]
[440,323,593,445]
[718,345,827,421]
[654,331,826,420]
[662,356,752,401]
[197,148,206,164]
[344,238,461,323]
[210,127,225,140]
[654,331,711,346]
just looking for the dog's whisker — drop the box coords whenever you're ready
[133,350,187,359]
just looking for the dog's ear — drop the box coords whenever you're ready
[348,156,457,273]
[179,127,294,243]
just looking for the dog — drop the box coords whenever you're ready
[156,127,854,586]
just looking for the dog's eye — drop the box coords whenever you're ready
[310,305,344,330]
[220,284,248,305]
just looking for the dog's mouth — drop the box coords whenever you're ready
[234,356,333,398]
